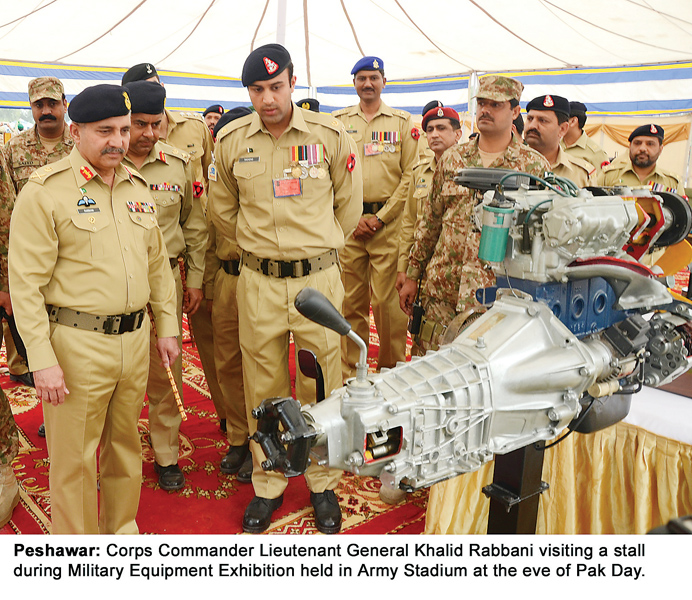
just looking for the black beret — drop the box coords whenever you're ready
[421,100,443,116]
[122,63,158,85]
[628,123,664,143]
[296,98,319,112]
[124,81,166,114]
[242,44,291,87]
[569,101,587,116]
[213,106,253,139]
[68,84,131,123]
[203,104,224,117]
[526,94,570,117]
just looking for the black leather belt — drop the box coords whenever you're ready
[47,305,146,335]
[221,259,240,276]
[363,202,386,214]
[169,257,180,268]
[242,249,338,278]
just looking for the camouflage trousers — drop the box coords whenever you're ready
[411,295,458,356]
[0,387,18,465]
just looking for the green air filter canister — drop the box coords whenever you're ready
[478,204,514,262]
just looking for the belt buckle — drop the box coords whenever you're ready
[103,315,118,335]
[260,258,270,276]
[119,312,137,333]
[279,261,294,278]
[300,258,311,277]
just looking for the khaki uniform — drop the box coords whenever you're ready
[3,125,74,375]
[397,154,436,274]
[562,131,610,171]
[210,107,362,499]
[163,110,226,420]
[123,141,207,467]
[8,147,177,534]
[407,135,549,348]
[0,151,17,469]
[204,216,247,445]
[333,102,417,377]
[551,146,597,188]
[597,156,684,193]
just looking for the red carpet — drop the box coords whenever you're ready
[1,316,427,535]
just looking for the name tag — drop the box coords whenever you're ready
[273,178,302,198]
[78,207,101,214]
[238,156,259,163]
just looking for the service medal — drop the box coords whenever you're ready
[309,166,319,179]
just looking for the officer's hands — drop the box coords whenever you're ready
[34,364,69,406]
[183,288,203,315]
[156,337,180,368]
[0,291,12,315]
[399,277,418,316]
[395,272,407,292]
[353,216,382,241]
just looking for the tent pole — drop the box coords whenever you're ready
[276,0,287,45]
[468,71,479,140]
[683,113,692,189]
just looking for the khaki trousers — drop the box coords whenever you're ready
[44,320,149,534]
[340,217,409,379]
[211,268,248,445]
[2,322,28,375]
[237,264,342,499]
[146,266,183,467]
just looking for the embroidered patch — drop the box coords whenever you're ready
[193,181,204,198]
[411,127,420,140]
[263,57,278,74]
[347,153,356,172]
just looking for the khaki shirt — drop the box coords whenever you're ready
[8,147,178,371]
[562,131,610,171]
[333,102,417,224]
[3,125,74,194]
[123,141,207,289]
[597,156,684,194]
[163,110,214,209]
[397,154,436,273]
[551,146,597,188]
[210,106,362,261]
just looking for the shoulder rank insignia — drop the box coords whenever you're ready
[79,165,95,181]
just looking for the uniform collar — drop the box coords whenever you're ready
[353,100,393,121]
[123,141,167,170]
[621,157,667,182]
[27,124,73,148]
[69,146,133,186]
[245,104,310,138]
[563,131,588,151]
[552,145,572,170]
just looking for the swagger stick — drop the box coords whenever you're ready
[178,255,194,345]
[147,303,187,421]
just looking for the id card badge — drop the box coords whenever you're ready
[208,163,217,182]
[364,142,382,157]
[273,177,302,198]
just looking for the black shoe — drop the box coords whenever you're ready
[219,419,227,433]
[154,462,185,491]
[220,444,248,474]
[236,452,253,483]
[10,372,34,387]
[310,490,342,534]
[37,423,46,438]
[242,495,283,533]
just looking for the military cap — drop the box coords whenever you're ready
[241,44,292,86]
[526,94,570,118]
[422,106,460,131]
[68,84,131,123]
[421,100,443,116]
[569,101,587,116]
[213,106,253,139]
[28,77,64,103]
[124,80,166,114]
[203,104,224,117]
[121,63,159,85]
[351,56,384,75]
[628,123,664,143]
[296,98,319,112]
[476,76,523,103]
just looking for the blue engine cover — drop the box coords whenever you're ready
[476,276,631,338]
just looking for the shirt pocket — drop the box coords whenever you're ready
[69,212,111,259]
[127,211,158,255]
[233,160,266,198]
[152,190,183,223]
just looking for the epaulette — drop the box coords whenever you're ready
[216,113,254,143]
[27,159,70,185]
[658,167,681,184]
[331,107,351,117]
[569,154,597,176]
[176,111,205,123]
[157,141,191,164]
[123,165,146,184]
[392,108,411,119]
[303,110,344,134]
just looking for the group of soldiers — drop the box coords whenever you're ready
[0,43,685,535]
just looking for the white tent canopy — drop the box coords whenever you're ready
[0,0,691,86]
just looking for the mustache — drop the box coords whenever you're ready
[524,128,540,137]
[38,114,57,121]
[101,147,125,155]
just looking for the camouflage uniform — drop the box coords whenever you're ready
[406,134,549,343]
